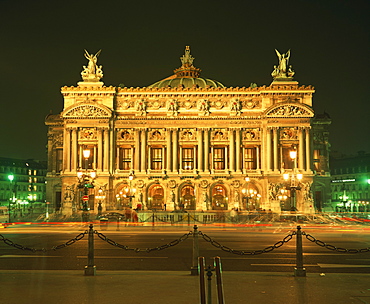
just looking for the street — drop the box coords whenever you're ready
[0,223,369,274]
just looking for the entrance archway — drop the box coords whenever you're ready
[180,185,195,210]
[148,184,164,210]
[212,184,228,210]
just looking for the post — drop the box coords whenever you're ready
[294,225,306,277]
[206,265,213,304]
[214,257,224,304]
[191,225,199,275]
[84,224,96,276]
[199,257,206,304]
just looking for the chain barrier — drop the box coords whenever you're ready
[302,231,370,254]
[0,231,87,252]
[94,229,193,252]
[198,230,296,255]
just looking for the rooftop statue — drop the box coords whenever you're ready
[272,49,295,80]
[180,46,194,66]
[81,49,103,82]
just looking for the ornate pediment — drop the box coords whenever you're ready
[265,104,313,117]
[62,104,111,118]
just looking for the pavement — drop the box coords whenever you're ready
[0,270,369,304]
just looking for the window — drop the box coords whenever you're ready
[244,148,256,170]
[313,149,320,171]
[56,149,63,172]
[182,148,194,170]
[151,148,162,170]
[213,148,225,170]
[119,148,132,170]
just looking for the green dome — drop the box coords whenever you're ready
[148,75,225,89]
[148,46,225,89]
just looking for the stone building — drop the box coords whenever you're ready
[330,151,370,213]
[45,47,330,215]
[0,157,47,219]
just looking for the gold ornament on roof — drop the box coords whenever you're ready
[81,49,104,82]
[271,49,295,80]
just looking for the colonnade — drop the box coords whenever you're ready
[61,126,312,174]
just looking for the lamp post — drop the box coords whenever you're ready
[7,174,14,223]
[95,188,105,216]
[124,173,136,208]
[77,149,96,222]
[283,146,303,211]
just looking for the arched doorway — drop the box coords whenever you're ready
[148,184,164,210]
[241,184,261,211]
[116,184,131,210]
[180,185,195,210]
[212,184,228,210]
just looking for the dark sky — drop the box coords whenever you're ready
[0,0,369,161]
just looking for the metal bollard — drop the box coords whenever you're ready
[191,225,199,275]
[84,224,96,276]
[214,257,224,304]
[206,265,213,304]
[199,257,206,304]
[294,225,306,277]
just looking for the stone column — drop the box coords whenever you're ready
[103,129,109,172]
[98,129,103,171]
[172,129,178,173]
[273,127,278,171]
[71,128,78,171]
[229,129,235,172]
[197,129,203,172]
[235,129,241,172]
[134,130,140,172]
[305,127,311,172]
[298,127,305,170]
[166,129,172,172]
[256,145,260,170]
[266,128,272,171]
[64,128,71,172]
[140,129,146,173]
[204,129,209,172]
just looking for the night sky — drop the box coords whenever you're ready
[0,0,369,161]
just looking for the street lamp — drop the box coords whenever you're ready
[77,149,96,222]
[283,146,303,211]
[7,174,14,223]
[123,173,136,208]
[95,188,105,216]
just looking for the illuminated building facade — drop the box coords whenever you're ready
[45,47,330,215]
[0,157,47,218]
[330,151,370,212]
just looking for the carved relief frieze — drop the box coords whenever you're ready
[243,128,260,141]
[211,99,226,110]
[79,128,96,140]
[147,99,165,109]
[64,105,110,118]
[211,129,228,141]
[267,105,311,117]
[148,129,166,141]
[117,129,134,141]
[280,127,298,140]
[242,99,260,109]
[230,99,241,116]
[117,98,133,109]
[180,99,196,109]
[52,133,63,147]
[179,129,197,141]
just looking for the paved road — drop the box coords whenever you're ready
[0,223,369,274]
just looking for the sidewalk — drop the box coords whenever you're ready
[0,270,369,304]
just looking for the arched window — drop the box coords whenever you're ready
[212,185,228,210]
[180,185,195,210]
[148,185,164,210]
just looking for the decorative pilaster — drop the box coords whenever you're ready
[197,129,203,172]
[298,127,305,170]
[273,127,279,171]
[229,129,235,172]
[134,130,140,172]
[235,129,241,173]
[166,129,172,172]
[172,130,178,172]
[204,129,209,172]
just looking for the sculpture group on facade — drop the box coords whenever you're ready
[271,49,295,80]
